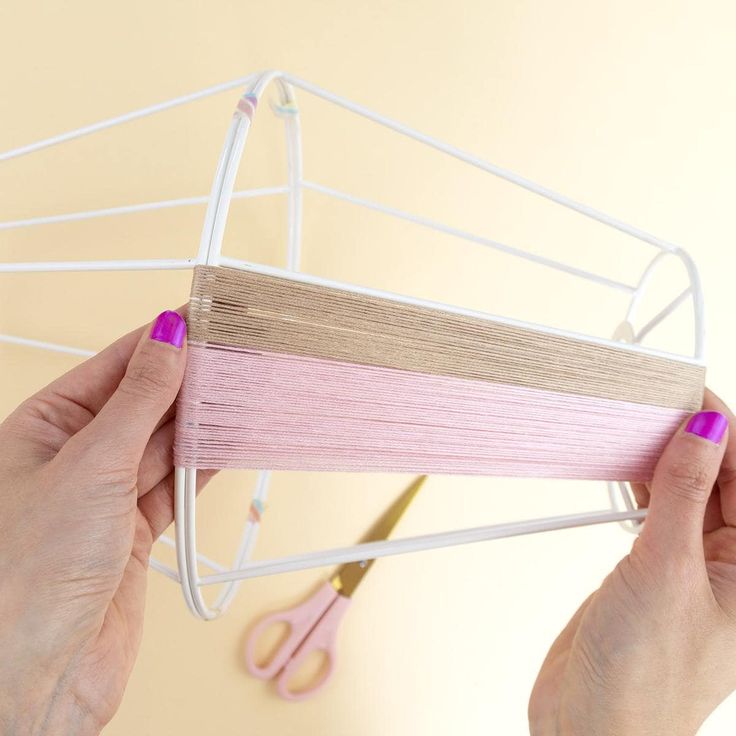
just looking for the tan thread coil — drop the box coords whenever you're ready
[187,265,705,411]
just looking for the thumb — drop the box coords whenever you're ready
[640,410,729,556]
[63,310,187,468]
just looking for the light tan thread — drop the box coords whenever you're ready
[187,265,705,411]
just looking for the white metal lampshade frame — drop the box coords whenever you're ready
[0,70,705,620]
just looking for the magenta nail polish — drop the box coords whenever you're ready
[150,310,186,348]
[685,411,728,444]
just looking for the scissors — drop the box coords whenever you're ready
[244,475,427,701]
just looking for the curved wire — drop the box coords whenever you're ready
[174,71,301,619]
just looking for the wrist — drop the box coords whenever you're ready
[554,702,700,736]
[0,621,100,736]
[0,667,101,736]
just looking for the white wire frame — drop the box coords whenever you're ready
[0,70,703,619]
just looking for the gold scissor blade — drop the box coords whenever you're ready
[330,475,427,598]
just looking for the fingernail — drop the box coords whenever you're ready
[150,310,186,348]
[685,411,728,444]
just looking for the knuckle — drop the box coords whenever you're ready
[93,461,139,494]
[719,461,736,488]
[56,436,138,492]
[153,438,173,467]
[662,458,713,503]
[611,554,660,611]
[120,359,172,400]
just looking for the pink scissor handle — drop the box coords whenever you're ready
[245,582,338,680]
[276,592,351,701]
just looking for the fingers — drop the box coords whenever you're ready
[631,481,725,534]
[138,468,217,540]
[703,389,736,527]
[631,389,730,534]
[59,311,187,471]
[42,305,188,419]
[630,482,649,508]
[639,409,729,558]
[136,419,175,497]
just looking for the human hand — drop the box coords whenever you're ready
[0,310,211,735]
[529,389,736,735]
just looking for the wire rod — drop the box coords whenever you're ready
[0,258,196,272]
[634,287,692,343]
[283,73,682,256]
[0,74,258,162]
[199,507,648,584]
[301,180,637,293]
[0,186,290,231]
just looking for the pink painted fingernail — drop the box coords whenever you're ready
[685,411,728,445]
[150,310,186,349]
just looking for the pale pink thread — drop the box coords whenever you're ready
[234,93,258,120]
[174,343,688,481]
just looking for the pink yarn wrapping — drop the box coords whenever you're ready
[174,343,689,480]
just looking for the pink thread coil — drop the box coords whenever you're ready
[235,93,258,120]
[174,343,688,480]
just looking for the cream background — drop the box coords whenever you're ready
[1,1,736,733]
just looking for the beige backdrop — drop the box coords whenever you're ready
[2,1,736,734]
